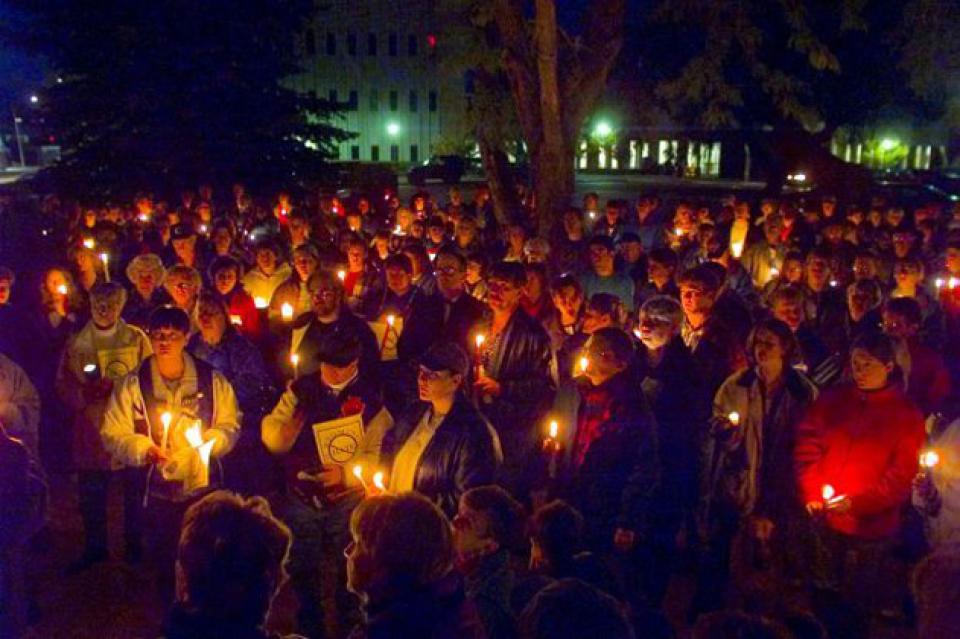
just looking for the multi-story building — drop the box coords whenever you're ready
[288,0,469,165]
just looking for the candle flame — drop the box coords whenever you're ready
[83,363,97,374]
[730,241,744,259]
[386,314,396,327]
[935,278,945,290]
[950,277,959,290]
[229,314,243,326]
[579,356,590,373]
[829,279,838,288]
[728,411,740,426]
[475,334,485,349]
[821,484,836,501]
[290,353,300,367]
[57,284,68,295]
[373,471,386,491]
[82,238,96,250]
[673,227,682,237]
[337,270,346,282]
[199,224,208,234]
[352,464,363,480]
[160,411,172,429]
[254,297,268,309]
[185,421,204,448]
[197,439,215,468]
[99,252,109,264]
[281,302,294,320]
[920,450,940,469]
[549,420,559,439]
[769,267,779,278]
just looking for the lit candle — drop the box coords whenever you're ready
[337,269,346,282]
[935,278,945,290]
[281,302,294,321]
[919,450,940,471]
[578,356,590,375]
[138,213,150,223]
[821,484,835,502]
[352,464,369,493]
[393,224,403,235]
[588,211,597,220]
[829,279,838,288]
[474,334,486,376]
[160,411,172,452]
[673,227,682,237]
[185,420,214,477]
[386,314,396,329]
[56,284,68,296]
[545,420,561,479]
[727,411,741,427]
[99,252,110,282]
[199,224,208,234]
[730,241,744,259]
[254,297,268,309]
[548,420,559,439]
[290,353,300,377]
[229,314,243,326]
[950,277,959,290]
[372,470,386,492]
[769,266,779,279]
[82,238,95,250]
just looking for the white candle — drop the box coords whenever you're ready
[337,270,346,282]
[99,253,110,282]
[919,450,940,470]
[727,411,741,426]
[160,411,172,451]
[352,464,369,493]
[372,470,386,492]
[281,302,294,321]
[254,297,268,309]
[56,284,68,295]
[821,484,835,502]
[290,353,300,377]
[82,238,95,250]
[579,356,590,374]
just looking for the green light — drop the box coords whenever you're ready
[593,121,613,138]
[880,138,898,151]
[386,122,400,137]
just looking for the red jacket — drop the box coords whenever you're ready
[794,383,925,539]
[226,288,263,342]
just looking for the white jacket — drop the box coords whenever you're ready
[0,352,41,459]
[101,353,240,467]
[913,417,960,548]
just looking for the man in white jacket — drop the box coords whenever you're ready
[101,305,240,600]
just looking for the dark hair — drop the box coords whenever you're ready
[488,261,527,288]
[529,500,584,569]
[550,273,583,296]
[461,485,526,551]
[747,318,801,366]
[679,263,722,294]
[587,327,635,366]
[207,255,242,282]
[850,331,896,366]
[148,305,191,334]
[466,251,490,273]
[692,611,791,639]
[519,579,635,639]
[384,253,413,274]
[884,296,923,328]
[177,491,291,628]
[587,235,615,252]
[647,247,678,270]
[586,293,623,324]
[434,247,466,270]
[768,283,807,307]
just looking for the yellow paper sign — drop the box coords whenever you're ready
[312,413,364,466]
[96,346,141,381]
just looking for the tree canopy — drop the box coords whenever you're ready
[4,0,349,198]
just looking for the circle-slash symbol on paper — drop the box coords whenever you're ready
[328,433,359,463]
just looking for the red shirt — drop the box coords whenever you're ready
[226,289,263,341]
[794,384,925,539]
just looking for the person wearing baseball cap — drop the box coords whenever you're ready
[261,324,392,638]
[381,340,502,519]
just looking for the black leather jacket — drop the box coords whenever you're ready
[382,393,502,518]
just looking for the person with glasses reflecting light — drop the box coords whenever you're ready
[474,261,554,499]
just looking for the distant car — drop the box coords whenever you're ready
[407,155,468,186]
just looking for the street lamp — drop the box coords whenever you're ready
[29,95,38,105]
[593,121,613,139]
[386,121,400,137]
[879,137,898,169]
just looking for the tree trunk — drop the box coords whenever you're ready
[478,135,520,225]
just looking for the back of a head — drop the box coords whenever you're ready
[351,492,454,589]
[176,491,292,627]
[913,543,960,639]
[462,485,526,551]
[519,578,635,639]
[530,500,584,568]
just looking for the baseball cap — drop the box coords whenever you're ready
[420,341,470,378]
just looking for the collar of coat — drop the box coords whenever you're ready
[736,366,813,402]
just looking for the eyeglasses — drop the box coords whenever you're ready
[435,266,462,276]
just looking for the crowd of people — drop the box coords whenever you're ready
[1,181,960,639]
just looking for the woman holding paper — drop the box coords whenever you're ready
[261,327,391,639]
[56,282,152,572]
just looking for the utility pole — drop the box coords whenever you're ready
[11,110,25,167]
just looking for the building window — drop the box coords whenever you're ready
[388,32,398,57]
[329,89,338,104]
[390,145,400,162]
[304,29,316,56]
[326,33,336,55]
[408,34,418,56]
[367,33,377,56]
[369,89,379,111]
[351,145,360,160]
[371,145,380,162]
[410,145,419,163]
[389,90,398,112]
[408,90,418,112]
[348,90,358,111]
[347,33,357,56]
[428,91,437,112]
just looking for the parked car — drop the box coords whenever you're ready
[407,155,469,186]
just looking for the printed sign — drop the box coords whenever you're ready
[312,413,364,466]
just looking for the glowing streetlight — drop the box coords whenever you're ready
[29,94,38,104]
[593,121,613,138]
[880,138,898,151]
[386,121,401,137]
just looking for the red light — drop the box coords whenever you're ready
[427,34,437,48]
[48,135,56,143]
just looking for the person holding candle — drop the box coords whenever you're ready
[122,254,170,331]
[579,235,636,313]
[435,248,487,355]
[262,327,392,638]
[474,261,555,498]
[268,242,321,330]
[912,408,960,548]
[56,282,153,571]
[241,239,292,307]
[381,341,501,519]
[740,214,786,289]
[208,255,263,343]
[882,297,952,417]
[341,234,383,320]
[562,327,659,608]
[188,292,276,495]
[794,332,925,638]
[696,318,817,614]
[166,223,208,273]
[101,306,240,602]
[163,264,203,333]
[0,266,29,369]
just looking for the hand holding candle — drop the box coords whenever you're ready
[281,302,294,321]
[160,411,172,452]
[254,296,268,309]
[290,353,300,378]
[918,449,940,478]
[99,252,110,282]
[727,411,741,427]
[543,420,562,479]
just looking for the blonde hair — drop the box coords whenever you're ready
[126,253,166,284]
